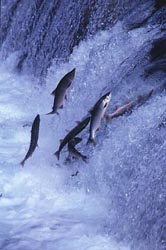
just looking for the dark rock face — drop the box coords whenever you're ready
[155,0,166,9]
[150,38,166,62]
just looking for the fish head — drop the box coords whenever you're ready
[102,92,112,108]
[36,114,40,120]
[66,68,76,88]
[34,114,40,124]
[69,68,76,80]
[71,68,76,75]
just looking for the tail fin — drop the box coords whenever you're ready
[86,136,96,146]
[54,150,60,160]
[20,159,25,167]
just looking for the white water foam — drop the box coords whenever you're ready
[0,20,165,250]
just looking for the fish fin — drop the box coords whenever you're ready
[88,108,93,114]
[86,136,96,146]
[46,110,59,115]
[54,150,60,160]
[20,160,25,167]
[51,89,56,96]
[65,95,67,100]
[74,137,82,140]
[46,111,54,115]
[69,137,82,146]
[74,137,82,144]
[148,89,153,97]
[104,114,112,121]
[75,121,80,124]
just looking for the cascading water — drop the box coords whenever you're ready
[0,1,166,250]
[0,0,149,78]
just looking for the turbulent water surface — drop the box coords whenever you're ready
[0,1,166,250]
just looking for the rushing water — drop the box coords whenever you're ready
[0,1,166,250]
[0,0,154,78]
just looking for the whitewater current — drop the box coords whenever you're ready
[0,10,166,250]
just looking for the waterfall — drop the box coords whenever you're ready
[0,1,166,250]
[1,0,148,77]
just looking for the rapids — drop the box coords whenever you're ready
[0,1,166,250]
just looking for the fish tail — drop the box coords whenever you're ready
[86,136,96,146]
[20,159,25,167]
[54,150,60,160]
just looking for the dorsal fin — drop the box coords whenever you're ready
[75,121,80,124]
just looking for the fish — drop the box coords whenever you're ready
[20,114,40,166]
[68,144,87,162]
[105,101,134,121]
[105,89,154,121]
[87,92,112,145]
[136,89,153,106]
[51,68,76,96]
[68,137,82,146]
[55,116,90,160]
[67,137,87,162]
[47,68,76,115]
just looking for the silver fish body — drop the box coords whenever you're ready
[49,86,67,114]
[48,68,76,114]
[67,137,87,162]
[51,68,76,96]
[20,114,40,166]
[55,116,90,159]
[105,101,133,121]
[87,92,111,145]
